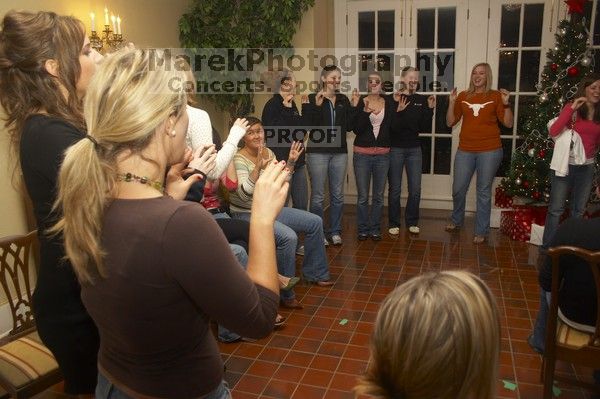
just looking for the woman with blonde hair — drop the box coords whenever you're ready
[0,10,103,394]
[446,62,514,244]
[53,48,286,398]
[355,270,500,399]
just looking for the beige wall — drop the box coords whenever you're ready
[0,0,330,238]
[0,0,192,237]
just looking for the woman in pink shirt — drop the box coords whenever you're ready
[542,75,600,250]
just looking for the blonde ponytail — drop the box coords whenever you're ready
[51,48,187,284]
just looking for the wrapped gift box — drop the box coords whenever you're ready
[500,206,549,242]
[529,223,544,246]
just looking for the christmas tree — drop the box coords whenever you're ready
[500,1,594,203]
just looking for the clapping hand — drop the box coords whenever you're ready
[351,88,360,107]
[449,87,458,102]
[165,146,215,200]
[571,96,587,110]
[287,141,304,162]
[315,90,326,106]
[499,88,510,105]
[251,161,290,223]
[427,95,436,109]
[396,95,410,112]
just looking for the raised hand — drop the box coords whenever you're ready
[351,88,360,107]
[499,88,510,105]
[287,141,304,162]
[393,91,402,102]
[396,95,410,112]
[315,90,325,106]
[189,144,217,175]
[251,161,290,222]
[449,87,458,102]
[282,93,294,108]
[571,96,587,110]
[301,94,309,104]
[427,95,436,109]
[165,146,213,200]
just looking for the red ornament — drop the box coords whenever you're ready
[523,181,530,189]
[533,191,541,200]
[539,149,546,158]
[568,66,579,77]
[550,63,558,72]
[564,0,585,14]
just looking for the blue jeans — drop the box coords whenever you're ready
[532,289,552,352]
[96,372,231,399]
[451,148,503,237]
[289,164,309,211]
[306,152,348,236]
[353,152,390,235]
[388,147,422,228]
[232,211,297,301]
[542,164,594,249]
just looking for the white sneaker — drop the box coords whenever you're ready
[408,226,420,234]
[324,238,330,246]
[295,246,305,256]
[331,235,343,246]
[388,227,400,235]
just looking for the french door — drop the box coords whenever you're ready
[343,0,573,211]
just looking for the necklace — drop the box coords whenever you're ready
[117,172,164,193]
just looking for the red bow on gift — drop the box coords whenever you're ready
[565,0,586,14]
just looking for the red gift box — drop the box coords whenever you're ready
[500,206,548,241]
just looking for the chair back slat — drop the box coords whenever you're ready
[543,245,600,398]
[0,231,37,336]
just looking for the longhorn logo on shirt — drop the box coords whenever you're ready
[462,101,494,117]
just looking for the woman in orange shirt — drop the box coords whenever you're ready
[445,63,513,243]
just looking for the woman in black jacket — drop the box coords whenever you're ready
[304,65,356,245]
[351,71,394,241]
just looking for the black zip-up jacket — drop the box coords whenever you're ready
[305,92,356,154]
[261,93,309,166]
[351,95,394,148]
[389,93,434,148]
[539,218,598,327]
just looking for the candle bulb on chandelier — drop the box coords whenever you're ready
[111,14,116,33]
[117,16,121,35]
[104,7,109,26]
[90,12,95,32]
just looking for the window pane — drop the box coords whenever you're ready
[377,53,394,92]
[499,50,518,91]
[417,9,435,48]
[522,4,544,47]
[500,4,520,47]
[378,10,394,50]
[359,12,375,51]
[517,95,536,134]
[520,50,541,92]
[359,54,374,92]
[436,51,454,92]
[434,137,451,175]
[594,4,600,45]
[584,1,593,31]
[496,138,514,177]
[435,95,452,133]
[420,136,432,174]
[416,51,435,92]
[438,8,456,49]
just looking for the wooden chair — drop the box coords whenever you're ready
[0,231,62,398]
[542,245,600,398]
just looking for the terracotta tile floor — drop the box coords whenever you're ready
[217,207,598,399]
